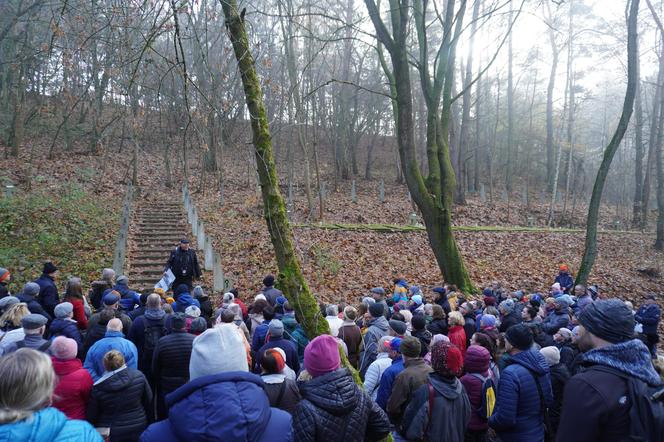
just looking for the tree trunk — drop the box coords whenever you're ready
[656,95,664,248]
[505,0,514,193]
[545,2,560,192]
[220,0,329,338]
[576,0,639,286]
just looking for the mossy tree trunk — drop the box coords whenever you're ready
[365,0,475,293]
[575,0,639,286]
[219,0,329,339]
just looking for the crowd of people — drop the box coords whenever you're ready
[0,262,662,442]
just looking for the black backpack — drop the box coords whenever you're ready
[592,365,664,442]
[142,319,166,369]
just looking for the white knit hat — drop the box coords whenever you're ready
[540,346,560,367]
[185,305,201,318]
[189,324,248,380]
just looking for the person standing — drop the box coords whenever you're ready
[89,268,115,311]
[34,262,59,318]
[635,294,661,359]
[1,314,50,355]
[338,306,362,368]
[554,265,574,294]
[359,302,390,379]
[63,277,89,330]
[0,267,11,298]
[557,299,662,442]
[50,336,93,420]
[540,346,570,437]
[84,318,138,381]
[164,239,201,289]
[16,282,51,321]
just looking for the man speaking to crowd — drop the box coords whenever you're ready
[164,238,201,289]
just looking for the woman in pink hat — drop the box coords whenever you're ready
[51,336,93,420]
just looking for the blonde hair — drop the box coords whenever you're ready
[0,303,30,329]
[0,349,55,423]
[448,311,465,326]
[103,350,126,372]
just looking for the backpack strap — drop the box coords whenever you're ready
[525,367,553,441]
[427,383,435,429]
[38,340,51,352]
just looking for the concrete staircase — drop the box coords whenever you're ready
[127,202,191,290]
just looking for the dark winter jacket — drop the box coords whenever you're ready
[488,349,554,442]
[542,310,570,335]
[376,356,404,409]
[427,318,449,336]
[293,368,390,442]
[0,282,8,299]
[108,284,141,312]
[262,375,301,415]
[2,334,51,355]
[140,371,293,442]
[556,339,663,442]
[35,274,59,317]
[257,338,300,373]
[128,309,167,374]
[252,321,270,353]
[89,280,112,310]
[166,246,202,280]
[52,357,93,420]
[283,316,309,363]
[87,308,132,339]
[338,322,362,368]
[196,295,214,323]
[151,330,194,393]
[549,362,570,433]
[386,358,433,424]
[498,312,522,333]
[558,342,578,373]
[48,318,83,356]
[171,294,200,313]
[87,367,152,442]
[401,374,471,442]
[555,272,574,293]
[635,301,661,335]
[128,305,146,321]
[17,292,51,322]
[411,328,432,357]
[463,314,476,347]
[262,286,283,307]
[359,316,390,378]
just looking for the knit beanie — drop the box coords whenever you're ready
[540,346,560,366]
[22,282,40,297]
[505,323,534,351]
[411,315,426,331]
[400,336,421,358]
[189,325,248,379]
[0,296,19,311]
[578,299,635,344]
[269,319,284,338]
[431,341,463,377]
[499,299,515,313]
[54,302,73,319]
[464,345,490,374]
[185,305,201,318]
[304,335,341,378]
[389,319,407,336]
[193,286,204,298]
[51,336,78,360]
[189,317,208,334]
[556,327,573,341]
[0,268,9,283]
[480,314,497,329]
[255,294,267,302]
[368,302,384,318]
[412,294,423,305]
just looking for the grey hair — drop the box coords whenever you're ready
[0,349,55,423]
[107,318,123,332]
[146,294,161,309]
[101,268,115,282]
[325,304,338,316]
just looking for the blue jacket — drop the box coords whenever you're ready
[635,302,661,335]
[0,407,101,442]
[251,321,269,353]
[489,349,553,442]
[83,330,138,381]
[140,372,292,442]
[541,311,570,335]
[48,318,83,352]
[109,284,141,312]
[35,274,59,317]
[171,294,199,313]
[554,272,574,293]
[16,293,51,322]
[376,356,404,410]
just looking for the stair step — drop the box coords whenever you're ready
[134,234,182,240]
[131,260,165,268]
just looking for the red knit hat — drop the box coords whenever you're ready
[431,341,464,377]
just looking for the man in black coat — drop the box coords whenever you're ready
[164,239,201,289]
[17,282,52,321]
[151,313,194,420]
[34,262,59,318]
[556,299,663,442]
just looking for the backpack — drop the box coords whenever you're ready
[469,373,496,420]
[143,319,166,368]
[591,365,664,442]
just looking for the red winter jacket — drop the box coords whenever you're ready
[65,296,88,330]
[448,325,467,359]
[52,357,93,420]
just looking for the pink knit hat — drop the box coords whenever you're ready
[304,335,341,378]
[51,336,78,360]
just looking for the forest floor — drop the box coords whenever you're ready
[2,139,661,309]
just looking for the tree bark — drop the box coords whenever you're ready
[545,2,560,192]
[219,0,329,338]
[576,0,639,286]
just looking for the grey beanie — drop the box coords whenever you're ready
[193,286,204,298]
[0,296,19,311]
[269,319,284,338]
[116,275,129,285]
[54,302,74,319]
[578,299,635,344]
[189,325,248,379]
[22,282,40,297]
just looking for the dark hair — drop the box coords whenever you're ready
[263,306,275,321]
[274,305,284,315]
[64,278,84,300]
[189,317,207,334]
[283,301,294,313]
[357,303,367,316]
[472,332,497,362]
[251,299,268,315]
[99,308,115,325]
[448,285,458,292]
[391,312,405,322]
[262,349,283,374]
[230,288,239,299]
[524,306,538,320]
[432,304,446,320]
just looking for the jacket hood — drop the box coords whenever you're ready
[300,368,358,415]
[166,371,273,442]
[582,339,662,386]
[51,357,83,376]
[369,316,389,332]
[48,319,74,335]
[430,373,464,400]
[509,349,549,375]
[144,309,165,320]
[96,367,134,392]
[0,407,70,442]
[104,330,124,339]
